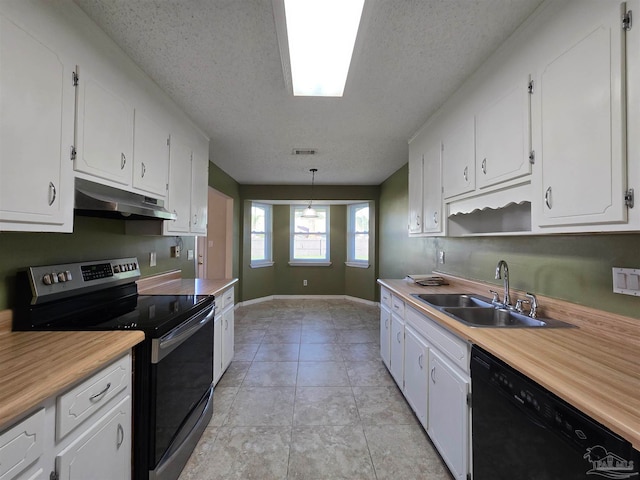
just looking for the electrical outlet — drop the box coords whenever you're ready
[187,249,194,260]
[303,280,308,287]
[149,252,157,267]
[171,246,181,258]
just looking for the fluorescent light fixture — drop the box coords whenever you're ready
[301,206,318,218]
[282,0,365,97]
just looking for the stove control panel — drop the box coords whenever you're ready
[26,257,140,304]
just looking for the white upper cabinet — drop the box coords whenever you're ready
[407,140,423,234]
[442,117,475,199]
[190,148,208,234]
[422,140,443,233]
[0,14,74,232]
[475,77,532,189]
[133,110,170,198]
[75,67,134,186]
[165,135,192,233]
[534,2,627,228]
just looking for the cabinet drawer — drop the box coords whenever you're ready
[0,408,45,480]
[380,287,392,307]
[390,294,405,318]
[219,286,234,310]
[406,306,469,373]
[56,354,131,440]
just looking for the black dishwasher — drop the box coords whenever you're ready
[471,346,639,480]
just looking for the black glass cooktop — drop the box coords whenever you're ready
[13,283,214,338]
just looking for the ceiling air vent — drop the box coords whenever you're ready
[292,148,317,155]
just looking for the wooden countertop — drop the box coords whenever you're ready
[137,270,237,296]
[0,309,144,430]
[378,276,640,449]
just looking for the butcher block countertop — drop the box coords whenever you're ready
[379,275,640,449]
[0,309,144,430]
[137,270,237,296]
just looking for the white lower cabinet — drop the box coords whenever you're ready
[214,286,235,385]
[55,397,131,480]
[379,303,391,369]
[403,325,428,428]
[381,295,471,480]
[0,354,132,480]
[389,313,405,386]
[428,348,470,480]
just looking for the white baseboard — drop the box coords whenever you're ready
[238,295,378,308]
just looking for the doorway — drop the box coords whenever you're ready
[196,187,233,279]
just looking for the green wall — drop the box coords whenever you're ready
[379,164,640,319]
[239,184,379,303]
[0,216,195,310]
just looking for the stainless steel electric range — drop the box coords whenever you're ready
[13,257,215,480]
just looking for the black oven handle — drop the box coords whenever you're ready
[151,304,215,364]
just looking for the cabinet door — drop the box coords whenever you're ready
[404,326,428,428]
[422,141,442,233]
[389,313,404,388]
[213,314,223,385]
[408,143,423,234]
[536,4,626,227]
[132,110,169,198]
[221,306,234,372]
[427,349,469,480]
[0,15,74,230]
[165,135,192,233]
[476,78,531,189]
[379,303,391,369]
[442,117,475,199]
[56,397,131,480]
[75,68,133,186]
[190,148,208,234]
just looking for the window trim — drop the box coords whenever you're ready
[346,202,370,267]
[250,202,273,268]
[289,205,331,264]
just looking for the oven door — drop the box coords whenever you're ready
[150,303,214,480]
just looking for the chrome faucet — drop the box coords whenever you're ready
[495,260,510,307]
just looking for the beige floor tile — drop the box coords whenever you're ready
[340,343,381,362]
[225,386,295,426]
[293,386,359,426]
[288,425,376,480]
[346,360,396,386]
[243,361,298,386]
[253,343,300,362]
[233,343,259,361]
[298,343,344,362]
[353,386,418,425]
[210,386,239,426]
[217,361,250,387]
[296,361,350,387]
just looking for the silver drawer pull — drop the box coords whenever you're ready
[89,382,111,402]
[121,153,126,170]
[545,186,552,209]
[418,353,424,369]
[116,423,124,448]
[431,367,436,383]
[48,182,57,206]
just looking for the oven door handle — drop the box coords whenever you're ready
[151,304,215,363]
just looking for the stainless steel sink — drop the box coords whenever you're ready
[442,307,576,328]
[411,293,493,308]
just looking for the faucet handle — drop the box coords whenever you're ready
[489,289,500,303]
[514,298,530,314]
[525,293,538,318]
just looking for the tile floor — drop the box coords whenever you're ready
[179,299,453,480]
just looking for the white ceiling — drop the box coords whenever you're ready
[73,0,544,186]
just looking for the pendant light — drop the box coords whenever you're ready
[301,168,318,218]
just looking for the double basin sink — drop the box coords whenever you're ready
[410,293,575,328]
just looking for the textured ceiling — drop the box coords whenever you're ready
[73,0,544,185]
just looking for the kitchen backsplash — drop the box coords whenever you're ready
[0,215,195,310]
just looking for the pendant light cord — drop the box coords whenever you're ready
[309,168,317,208]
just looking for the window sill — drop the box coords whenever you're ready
[345,262,370,269]
[288,261,332,267]
[250,261,275,269]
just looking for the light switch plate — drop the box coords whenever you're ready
[612,267,640,296]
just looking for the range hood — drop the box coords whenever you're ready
[75,178,176,221]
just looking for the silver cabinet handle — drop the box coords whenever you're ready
[433,212,438,225]
[48,182,56,206]
[463,166,468,182]
[193,214,198,226]
[418,353,424,369]
[545,186,552,209]
[384,318,389,328]
[172,210,177,222]
[482,158,487,174]
[116,423,124,449]
[416,214,420,227]
[141,162,146,178]
[89,382,111,402]
[431,366,436,383]
[121,153,126,170]
[396,331,401,343]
